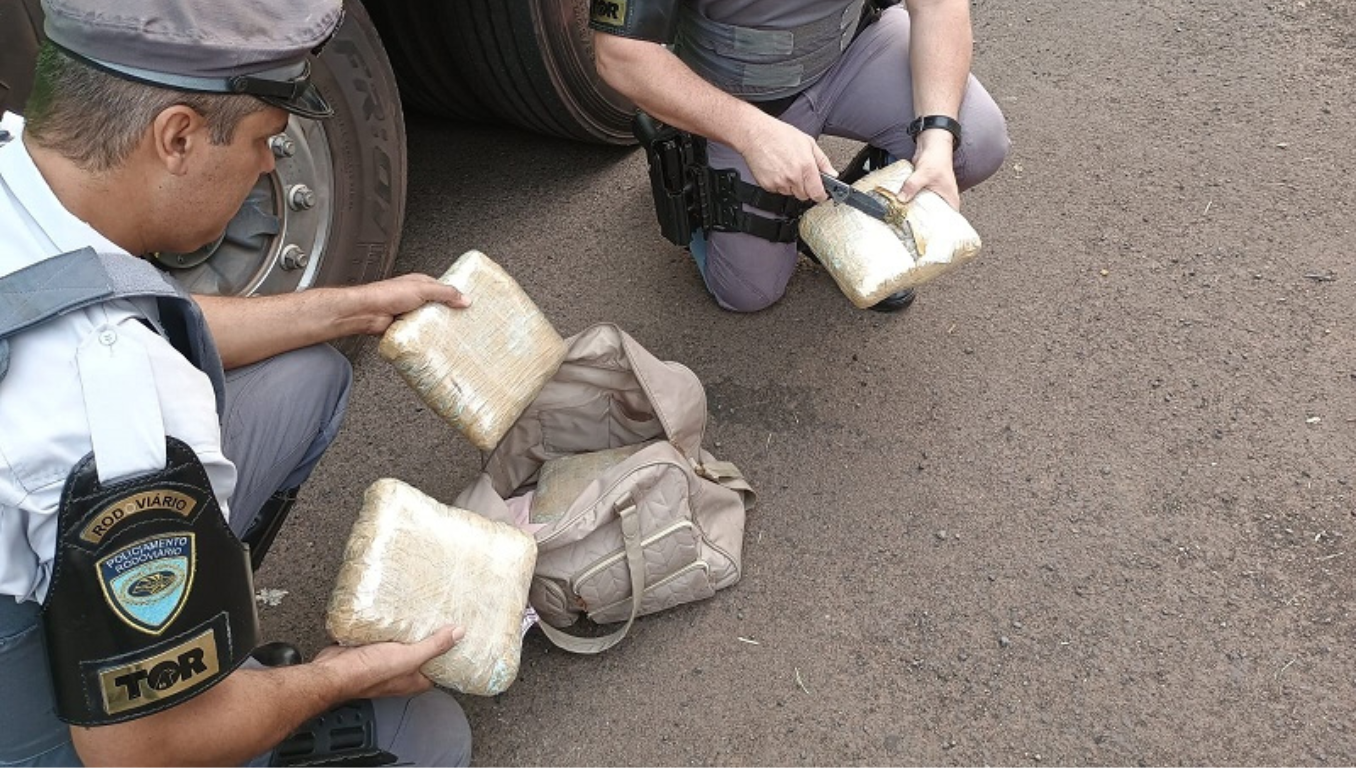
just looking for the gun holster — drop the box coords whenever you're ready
[633,111,701,245]
[633,112,809,245]
[270,699,398,767]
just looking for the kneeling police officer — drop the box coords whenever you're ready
[593,0,1012,313]
[0,0,475,764]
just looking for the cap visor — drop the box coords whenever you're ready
[261,82,333,120]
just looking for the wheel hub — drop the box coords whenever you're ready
[153,116,334,297]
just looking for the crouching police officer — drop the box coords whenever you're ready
[593,0,1011,313]
[0,1,475,765]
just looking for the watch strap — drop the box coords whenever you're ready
[907,114,963,150]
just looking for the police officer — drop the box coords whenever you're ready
[0,0,475,765]
[593,0,1011,313]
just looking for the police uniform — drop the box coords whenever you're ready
[0,2,469,765]
[593,0,1013,312]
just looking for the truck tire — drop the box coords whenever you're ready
[0,0,407,300]
[365,0,636,145]
[0,0,41,113]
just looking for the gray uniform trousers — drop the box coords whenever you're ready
[1,344,471,767]
[695,4,1012,311]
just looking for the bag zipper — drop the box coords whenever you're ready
[571,519,695,594]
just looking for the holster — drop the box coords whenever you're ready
[271,699,397,767]
[633,112,704,245]
[633,112,809,245]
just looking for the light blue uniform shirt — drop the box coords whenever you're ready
[0,112,236,604]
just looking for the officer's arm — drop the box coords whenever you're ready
[69,664,338,766]
[69,628,460,766]
[195,274,468,370]
[594,33,834,200]
[900,0,972,207]
[904,0,972,123]
[593,33,769,158]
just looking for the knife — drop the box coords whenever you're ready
[820,173,890,222]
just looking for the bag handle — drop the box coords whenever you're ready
[535,497,646,654]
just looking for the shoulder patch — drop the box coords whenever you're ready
[45,437,256,725]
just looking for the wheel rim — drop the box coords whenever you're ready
[151,116,335,296]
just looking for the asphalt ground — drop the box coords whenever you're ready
[256,0,1357,764]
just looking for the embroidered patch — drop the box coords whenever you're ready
[98,534,195,634]
[590,0,627,27]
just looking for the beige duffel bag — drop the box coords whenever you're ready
[454,323,755,654]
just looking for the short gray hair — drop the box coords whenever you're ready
[23,43,269,171]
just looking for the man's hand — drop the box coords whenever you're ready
[897,131,961,210]
[738,119,839,202]
[593,32,835,203]
[345,273,470,337]
[196,272,469,369]
[314,625,465,700]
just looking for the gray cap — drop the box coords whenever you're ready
[41,0,344,119]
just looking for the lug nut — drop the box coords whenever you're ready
[270,135,296,158]
[287,184,316,211]
[279,244,308,271]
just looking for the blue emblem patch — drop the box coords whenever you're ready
[99,534,195,635]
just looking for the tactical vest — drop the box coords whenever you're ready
[674,0,865,101]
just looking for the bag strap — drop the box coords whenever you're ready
[536,497,646,654]
[697,459,757,510]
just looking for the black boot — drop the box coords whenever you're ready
[251,641,303,667]
[869,288,917,312]
[241,487,300,571]
[838,143,894,183]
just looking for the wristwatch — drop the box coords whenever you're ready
[907,114,962,150]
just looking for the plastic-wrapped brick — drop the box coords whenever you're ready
[799,160,982,308]
[325,478,537,695]
[379,250,566,451]
[530,443,654,524]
